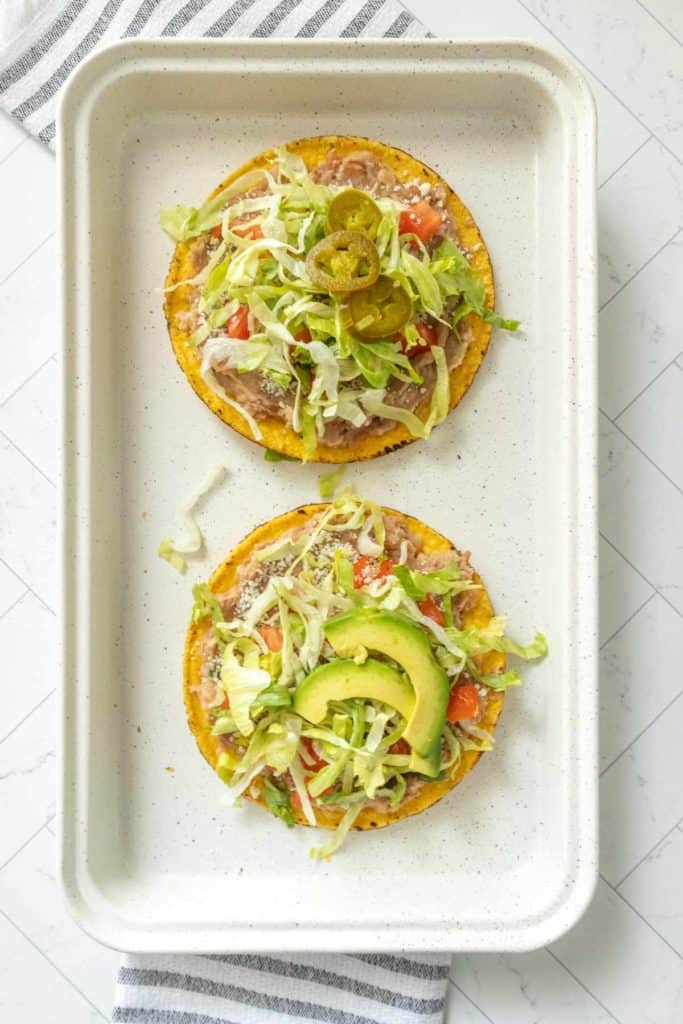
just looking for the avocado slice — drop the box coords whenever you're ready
[408,743,441,778]
[324,608,449,774]
[294,658,415,723]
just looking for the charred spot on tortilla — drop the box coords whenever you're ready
[163,135,505,463]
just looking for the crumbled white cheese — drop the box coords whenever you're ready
[235,578,264,617]
[260,375,286,397]
[311,537,351,562]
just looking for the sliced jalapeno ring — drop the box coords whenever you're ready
[347,275,413,339]
[305,230,380,294]
[327,189,382,238]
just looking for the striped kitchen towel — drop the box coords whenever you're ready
[113,952,452,1022]
[0,0,430,148]
[0,2,451,1022]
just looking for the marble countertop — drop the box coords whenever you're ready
[0,1,681,1021]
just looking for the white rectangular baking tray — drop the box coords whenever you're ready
[58,39,597,953]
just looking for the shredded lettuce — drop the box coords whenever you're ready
[263,779,295,827]
[364,711,392,753]
[191,583,224,625]
[289,755,317,826]
[199,346,264,440]
[318,467,346,500]
[220,641,271,736]
[211,713,237,736]
[264,448,299,462]
[388,774,407,807]
[392,562,477,599]
[158,204,198,243]
[157,540,186,573]
[255,534,307,564]
[260,714,302,773]
[310,799,364,860]
[470,666,523,691]
[457,723,494,752]
[306,340,340,405]
[481,309,522,331]
[157,463,226,573]
[159,169,268,242]
[307,752,351,798]
[300,405,318,454]
[433,239,520,331]
[424,344,449,432]
[448,617,548,660]
[341,336,421,390]
[216,750,240,783]
[252,684,290,708]
[334,550,356,598]
[356,515,383,559]
[360,393,428,439]
[400,248,443,316]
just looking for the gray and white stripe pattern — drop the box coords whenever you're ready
[112,952,450,1023]
[0,2,445,1021]
[0,0,430,148]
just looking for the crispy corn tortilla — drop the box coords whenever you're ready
[165,135,495,463]
[184,503,506,831]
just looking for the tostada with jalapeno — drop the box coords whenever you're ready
[185,489,546,856]
[161,136,518,462]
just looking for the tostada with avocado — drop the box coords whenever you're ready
[161,136,518,463]
[185,489,546,857]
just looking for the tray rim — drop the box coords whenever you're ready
[57,36,598,953]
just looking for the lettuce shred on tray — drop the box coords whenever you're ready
[191,488,546,857]
[157,463,226,574]
[160,148,519,453]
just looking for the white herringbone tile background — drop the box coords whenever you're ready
[0,1,681,1021]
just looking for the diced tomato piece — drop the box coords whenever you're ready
[398,211,413,235]
[210,224,223,240]
[295,327,312,343]
[352,555,374,589]
[301,737,327,773]
[291,791,302,809]
[232,220,264,239]
[398,200,443,244]
[219,695,230,710]
[226,304,250,340]
[446,683,480,723]
[258,625,283,652]
[395,321,438,355]
[416,322,438,347]
[418,594,445,626]
[375,559,395,580]
[389,738,411,755]
[352,556,395,589]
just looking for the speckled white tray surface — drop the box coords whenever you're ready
[58,39,597,953]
